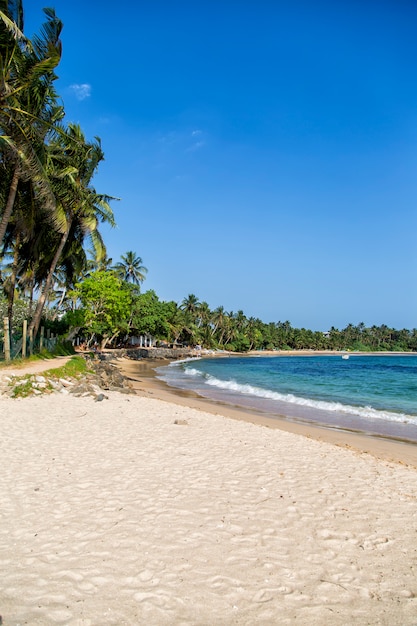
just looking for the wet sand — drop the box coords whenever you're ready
[115,356,417,468]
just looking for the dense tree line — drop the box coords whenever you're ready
[3,267,416,352]
[1,3,415,355]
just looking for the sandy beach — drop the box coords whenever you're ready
[1,357,417,624]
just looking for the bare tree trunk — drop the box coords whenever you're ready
[28,274,35,317]
[52,286,67,320]
[65,326,81,342]
[0,165,19,246]
[101,336,110,350]
[28,223,71,338]
[102,331,119,350]
[7,233,21,329]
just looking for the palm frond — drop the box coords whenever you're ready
[0,9,31,51]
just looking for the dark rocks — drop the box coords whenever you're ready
[99,347,197,361]
[84,356,134,393]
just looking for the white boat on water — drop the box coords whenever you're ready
[342,354,350,360]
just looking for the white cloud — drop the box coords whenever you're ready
[185,129,206,152]
[186,140,205,152]
[69,83,92,101]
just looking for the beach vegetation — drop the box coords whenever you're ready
[0,5,63,247]
[42,355,87,379]
[0,3,117,350]
[9,355,87,397]
[69,271,132,349]
[10,378,35,398]
[129,289,171,338]
[26,123,117,338]
[113,251,147,287]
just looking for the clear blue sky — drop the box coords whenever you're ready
[25,1,417,330]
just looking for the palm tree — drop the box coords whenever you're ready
[113,251,147,285]
[197,300,211,329]
[234,309,247,332]
[246,317,261,350]
[222,313,238,347]
[0,6,63,246]
[181,294,200,319]
[27,123,116,336]
[212,305,229,345]
[87,249,113,273]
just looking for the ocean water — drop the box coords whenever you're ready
[156,354,417,443]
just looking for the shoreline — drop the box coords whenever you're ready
[247,349,417,356]
[2,354,417,623]
[113,356,417,468]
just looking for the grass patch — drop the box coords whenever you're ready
[11,379,37,398]
[44,355,88,379]
[46,341,75,356]
[9,356,89,398]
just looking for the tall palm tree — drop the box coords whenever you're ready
[28,123,116,336]
[181,293,200,320]
[86,248,113,273]
[0,6,63,246]
[212,305,228,344]
[113,251,147,286]
[197,300,211,329]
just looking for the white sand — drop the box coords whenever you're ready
[1,391,417,625]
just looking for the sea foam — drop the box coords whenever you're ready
[161,362,417,426]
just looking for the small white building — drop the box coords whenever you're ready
[128,335,154,348]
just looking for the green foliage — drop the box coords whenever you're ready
[11,379,35,398]
[350,341,372,352]
[229,333,251,352]
[0,296,31,336]
[63,309,86,328]
[113,251,147,285]
[49,341,75,356]
[44,355,87,379]
[130,290,171,337]
[42,317,71,336]
[71,271,132,343]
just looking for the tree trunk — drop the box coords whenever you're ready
[101,331,118,350]
[65,326,81,342]
[7,233,21,329]
[28,223,71,338]
[0,165,20,246]
[28,274,35,317]
[51,287,67,321]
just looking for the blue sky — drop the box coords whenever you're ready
[24,1,417,330]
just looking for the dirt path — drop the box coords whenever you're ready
[0,355,73,379]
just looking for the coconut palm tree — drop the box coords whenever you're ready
[27,123,116,336]
[0,5,63,246]
[87,249,114,273]
[212,305,228,345]
[113,251,147,286]
[181,293,200,320]
[196,300,211,329]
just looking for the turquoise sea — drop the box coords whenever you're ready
[156,354,417,443]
